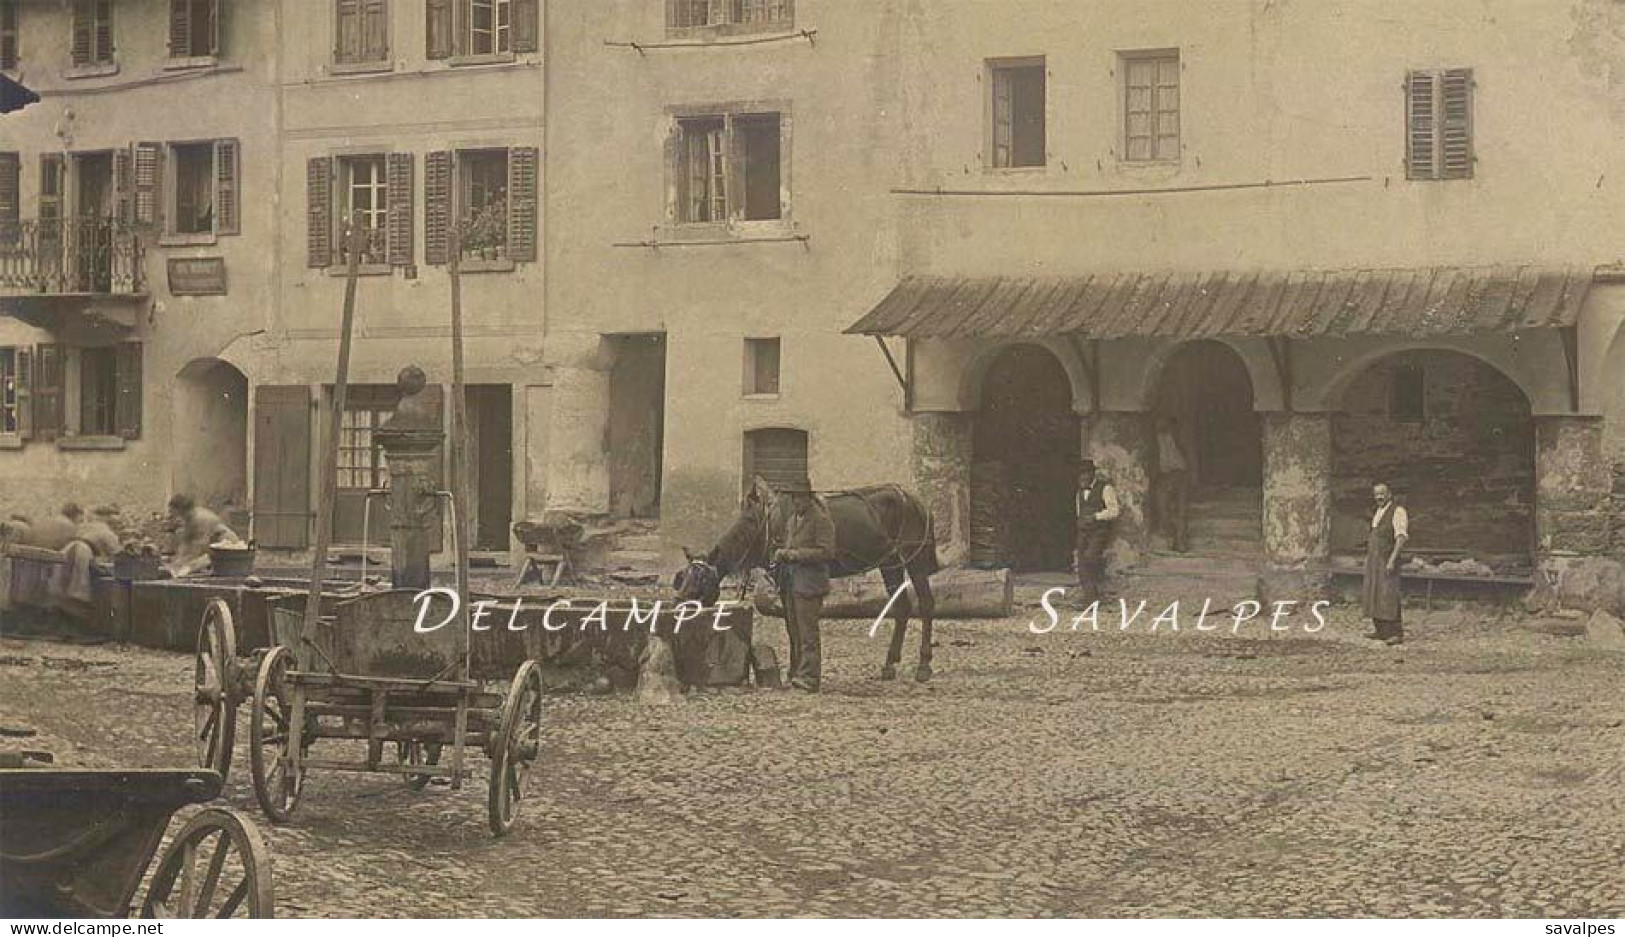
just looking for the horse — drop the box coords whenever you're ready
[674,476,941,682]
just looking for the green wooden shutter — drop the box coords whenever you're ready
[307,156,333,267]
[1406,71,1437,180]
[134,143,163,228]
[507,146,537,263]
[13,347,31,440]
[1439,68,1473,180]
[991,68,1013,168]
[362,0,389,61]
[423,150,451,264]
[513,0,538,52]
[209,0,222,56]
[114,342,142,440]
[32,344,63,441]
[71,1,94,65]
[425,0,452,59]
[1,1,18,72]
[93,0,113,62]
[253,385,313,549]
[335,0,361,62]
[0,152,18,245]
[168,0,190,57]
[386,151,414,266]
[214,139,240,235]
[111,147,132,225]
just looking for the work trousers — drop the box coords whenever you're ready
[784,591,825,689]
[1075,523,1114,604]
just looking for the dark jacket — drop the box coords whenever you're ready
[781,498,836,597]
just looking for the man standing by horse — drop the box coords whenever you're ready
[773,477,836,692]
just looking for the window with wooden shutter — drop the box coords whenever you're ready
[12,347,30,439]
[31,344,63,441]
[1407,68,1473,181]
[1122,50,1178,162]
[114,342,142,439]
[337,0,388,64]
[423,150,451,264]
[1,0,18,72]
[307,156,333,268]
[71,0,114,66]
[338,154,387,264]
[214,139,239,235]
[988,59,1048,169]
[37,154,63,258]
[111,148,132,225]
[0,152,18,246]
[426,0,453,59]
[506,146,537,262]
[169,0,219,58]
[386,152,414,266]
[134,143,163,228]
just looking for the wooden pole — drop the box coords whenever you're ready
[446,164,474,791]
[302,222,368,660]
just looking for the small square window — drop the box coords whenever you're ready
[1391,365,1425,423]
[744,338,781,396]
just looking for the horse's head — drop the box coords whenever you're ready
[672,547,723,605]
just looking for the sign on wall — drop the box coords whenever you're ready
[167,257,228,296]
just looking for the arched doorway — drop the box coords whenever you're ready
[971,344,1079,571]
[1331,350,1535,563]
[1152,340,1263,555]
[173,358,249,527]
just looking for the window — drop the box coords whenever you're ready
[425,0,536,60]
[422,147,536,266]
[1,0,18,72]
[675,112,783,224]
[338,405,391,490]
[742,427,807,498]
[67,343,141,440]
[0,348,19,434]
[989,58,1045,169]
[340,155,388,264]
[744,338,780,396]
[1391,365,1425,423]
[1407,69,1473,181]
[165,140,240,238]
[335,0,388,65]
[168,0,219,59]
[70,0,114,67]
[1122,50,1180,162]
[667,0,793,34]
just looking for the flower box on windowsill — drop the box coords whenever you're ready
[326,263,394,278]
[448,52,517,68]
[457,256,516,274]
[159,232,219,248]
[56,435,127,451]
[163,55,219,72]
[63,62,119,80]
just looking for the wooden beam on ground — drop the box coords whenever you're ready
[753,567,1013,619]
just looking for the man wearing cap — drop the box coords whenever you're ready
[1074,460,1120,604]
[772,477,836,692]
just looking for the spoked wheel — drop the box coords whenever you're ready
[396,740,444,791]
[487,660,544,837]
[193,600,238,781]
[248,647,304,823]
[140,807,275,918]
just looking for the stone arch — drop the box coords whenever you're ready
[1134,337,1284,413]
[957,337,1094,413]
[171,357,250,523]
[1307,338,1558,415]
[1328,348,1537,561]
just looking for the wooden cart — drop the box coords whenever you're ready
[0,766,274,918]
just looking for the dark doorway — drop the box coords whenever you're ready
[1331,351,1535,564]
[1153,341,1263,555]
[607,334,666,518]
[971,344,1079,572]
[467,385,514,551]
[71,152,114,292]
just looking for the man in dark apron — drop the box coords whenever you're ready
[1074,460,1120,605]
[773,477,835,692]
[1364,482,1409,645]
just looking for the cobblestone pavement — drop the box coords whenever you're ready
[2,603,1623,918]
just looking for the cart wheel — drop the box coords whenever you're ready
[193,600,238,781]
[249,647,304,823]
[396,741,444,791]
[140,807,274,918]
[487,660,544,837]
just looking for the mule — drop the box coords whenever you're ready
[674,477,941,682]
